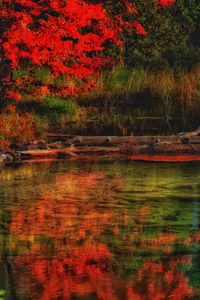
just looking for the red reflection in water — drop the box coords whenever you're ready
[12,252,195,300]
[9,171,127,242]
[8,171,123,299]
[127,257,193,300]
[7,170,197,299]
[14,241,115,300]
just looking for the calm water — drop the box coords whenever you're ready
[0,161,200,300]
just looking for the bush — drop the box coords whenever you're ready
[163,46,200,70]
[0,112,45,149]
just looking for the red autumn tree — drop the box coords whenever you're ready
[158,0,176,7]
[0,0,146,105]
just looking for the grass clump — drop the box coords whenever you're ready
[78,65,200,134]
[43,96,77,116]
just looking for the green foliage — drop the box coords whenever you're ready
[101,67,148,96]
[0,290,5,300]
[163,46,200,70]
[16,96,78,117]
[32,66,52,84]
[12,66,52,84]
[3,0,200,137]
[12,69,28,80]
[43,96,77,116]
[107,0,200,69]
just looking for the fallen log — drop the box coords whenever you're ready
[17,142,200,162]
[2,127,199,164]
[62,136,195,146]
[176,126,200,137]
[47,131,200,147]
[19,146,121,160]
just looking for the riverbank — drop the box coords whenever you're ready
[46,65,200,135]
[3,65,200,138]
[1,127,200,166]
[1,66,200,157]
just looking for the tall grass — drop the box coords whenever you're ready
[176,65,200,122]
[79,65,200,134]
[10,65,200,136]
[89,66,148,106]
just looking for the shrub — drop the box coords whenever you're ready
[163,47,200,70]
[0,112,45,149]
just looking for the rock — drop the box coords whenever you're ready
[3,152,16,164]
[0,155,5,165]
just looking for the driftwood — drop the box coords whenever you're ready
[176,126,200,137]
[46,129,200,155]
[47,135,200,146]
[47,127,200,146]
[1,127,200,164]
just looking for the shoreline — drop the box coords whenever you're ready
[1,128,200,166]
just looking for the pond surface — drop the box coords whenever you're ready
[0,160,200,300]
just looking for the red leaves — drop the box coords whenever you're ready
[157,0,176,7]
[132,21,148,36]
[1,0,175,101]
[6,91,22,101]
[7,105,17,113]
[124,1,138,15]
[1,0,147,98]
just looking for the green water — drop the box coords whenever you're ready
[0,161,200,300]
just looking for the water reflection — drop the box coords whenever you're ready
[127,257,194,300]
[0,161,200,299]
